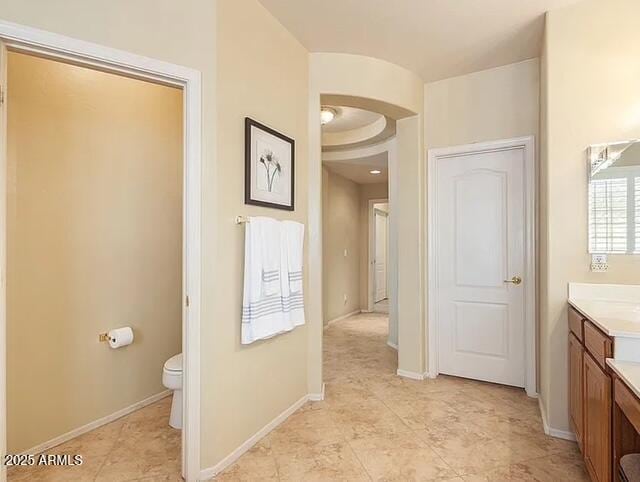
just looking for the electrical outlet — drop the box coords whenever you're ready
[590,254,608,272]
[592,254,607,264]
[343,294,348,305]
[344,249,348,257]
[591,262,608,272]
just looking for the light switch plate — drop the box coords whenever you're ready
[591,254,608,272]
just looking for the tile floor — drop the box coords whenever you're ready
[7,396,181,481]
[8,312,589,481]
[216,312,589,481]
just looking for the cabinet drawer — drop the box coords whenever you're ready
[569,306,584,342]
[584,321,613,369]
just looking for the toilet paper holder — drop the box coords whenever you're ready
[98,332,114,343]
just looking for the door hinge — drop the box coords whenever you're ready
[0,85,4,105]
[185,295,190,307]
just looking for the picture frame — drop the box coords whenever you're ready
[244,117,295,211]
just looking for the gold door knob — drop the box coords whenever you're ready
[504,276,522,285]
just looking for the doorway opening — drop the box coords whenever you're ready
[6,48,183,481]
[0,22,202,482]
[370,200,390,315]
[320,99,397,374]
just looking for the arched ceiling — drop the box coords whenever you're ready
[259,0,582,82]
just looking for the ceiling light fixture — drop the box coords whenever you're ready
[320,107,337,125]
[369,169,381,175]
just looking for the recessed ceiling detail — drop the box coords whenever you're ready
[324,152,389,185]
[321,105,395,152]
[322,106,381,133]
[259,0,582,81]
[322,138,394,185]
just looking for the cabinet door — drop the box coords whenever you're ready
[583,352,612,482]
[569,333,584,450]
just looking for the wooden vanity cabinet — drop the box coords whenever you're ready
[569,306,614,482]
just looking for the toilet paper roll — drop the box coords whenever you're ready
[108,327,134,349]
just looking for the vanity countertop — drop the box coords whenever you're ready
[568,298,640,338]
[607,359,640,400]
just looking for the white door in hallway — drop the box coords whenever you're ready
[374,209,388,302]
[436,147,525,387]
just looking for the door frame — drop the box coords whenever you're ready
[367,198,389,312]
[373,207,389,304]
[0,20,202,481]
[426,136,536,397]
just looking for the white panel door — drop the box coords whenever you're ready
[374,210,388,302]
[436,147,525,387]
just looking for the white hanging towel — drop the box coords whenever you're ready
[280,220,305,328]
[241,217,305,344]
[282,221,304,293]
[257,217,282,296]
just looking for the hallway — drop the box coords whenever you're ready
[216,313,588,481]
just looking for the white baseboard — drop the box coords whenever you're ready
[309,383,325,401]
[324,310,361,328]
[538,397,576,441]
[386,340,398,350]
[396,369,428,380]
[200,394,310,480]
[21,390,172,456]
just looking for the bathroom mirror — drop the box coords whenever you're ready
[588,139,640,254]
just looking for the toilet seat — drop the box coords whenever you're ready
[162,353,183,429]
[164,353,182,373]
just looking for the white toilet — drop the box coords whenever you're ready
[162,353,183,429]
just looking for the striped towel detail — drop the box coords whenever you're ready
[261,269,280,296]
[262,270,280,282]
[288,271,302,282]
[242,293,304,322]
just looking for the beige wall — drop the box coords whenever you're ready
[425,58,540,149]
[396,116,425,374]
[322,167,388,322]
[540,0,640,432]
[359,183,389,310]
[322,168,361,322]
[539,17,551,424]
[423,59,540,378]
[212,0,310,465]
[6,53,182,453]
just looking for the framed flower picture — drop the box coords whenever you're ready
[245,117,295,211]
